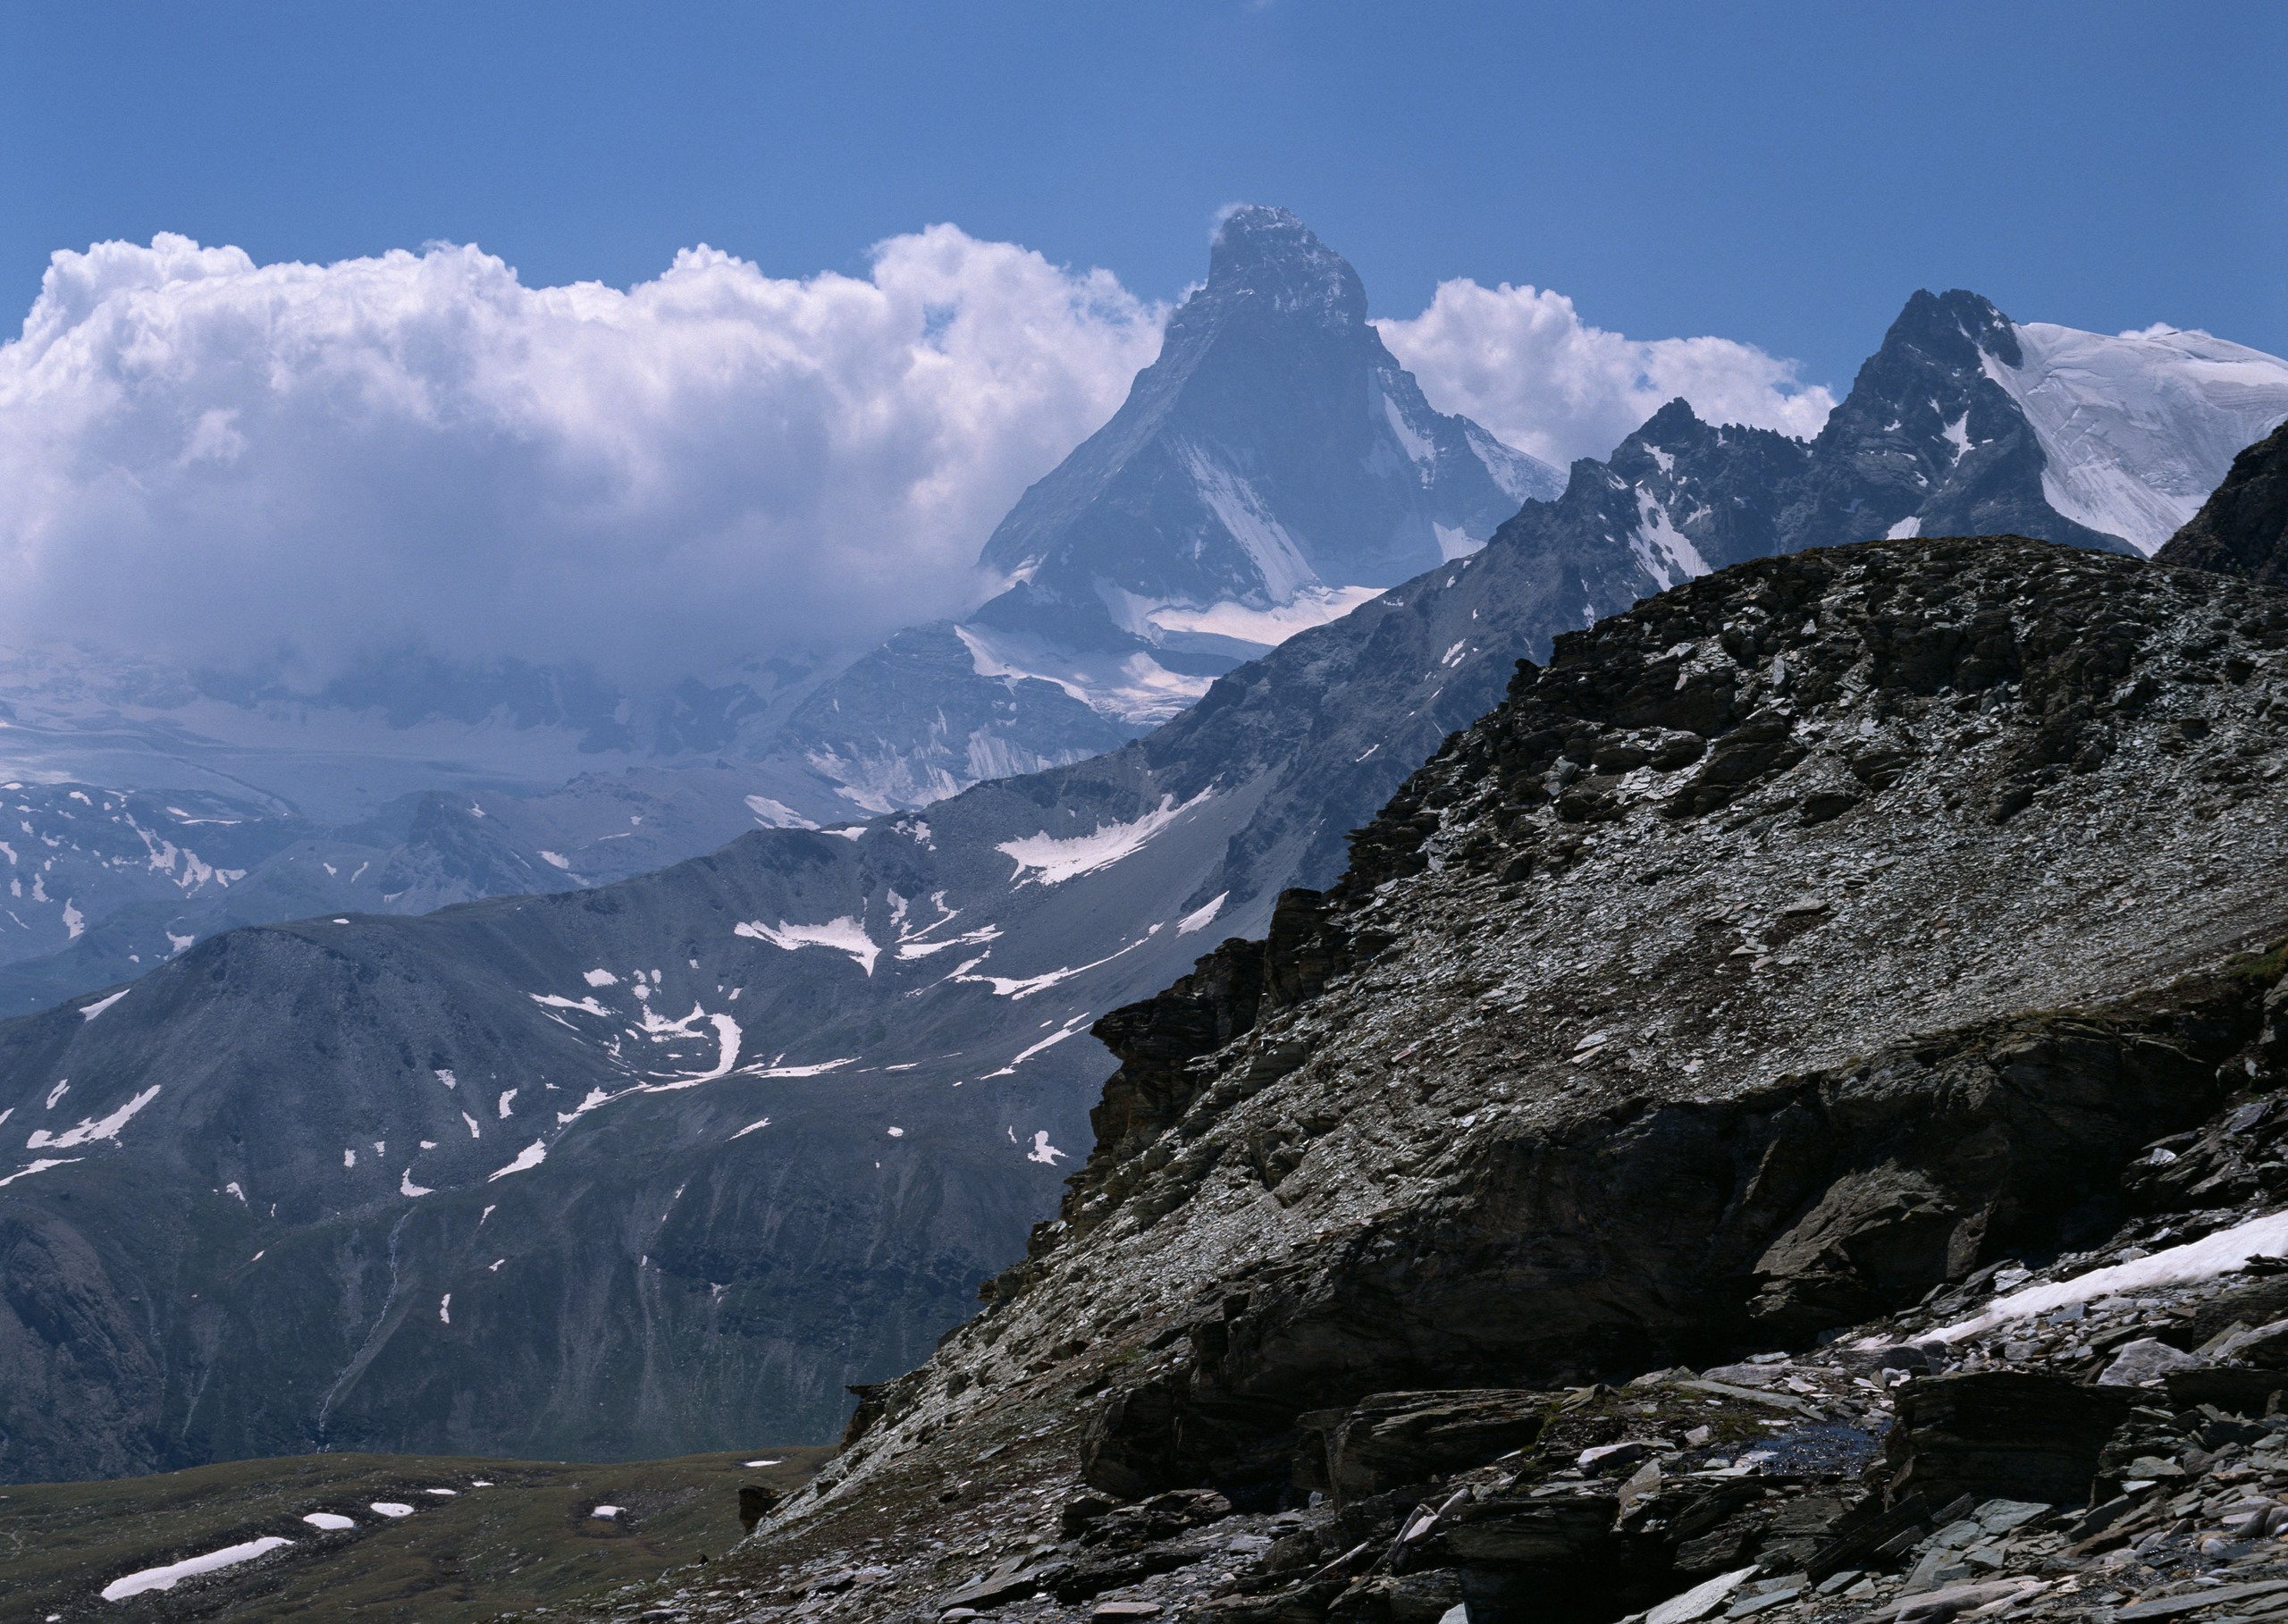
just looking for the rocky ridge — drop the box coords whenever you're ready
[2159,422,2288,586]
[555,534,2288,1624]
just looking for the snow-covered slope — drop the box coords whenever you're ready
[1981,322,2288,554]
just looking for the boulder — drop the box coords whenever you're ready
[1885,1371,2133,1509]
[2099,1338,2207,1387]
[1303,1391,1548,1503]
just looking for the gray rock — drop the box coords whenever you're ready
[2099,1338,2208,1387]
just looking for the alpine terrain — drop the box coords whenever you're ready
[522,434,2288,1624]
[3,261,2285,1490]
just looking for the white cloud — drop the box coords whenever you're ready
[0,232,1843,690]
[0,229,1164,683]
[1377,280,1837,467]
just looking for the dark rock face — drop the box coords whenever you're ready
[1883,1372,2133,1509]
[1074,964,2263,1500]
[2157,420,2288,584]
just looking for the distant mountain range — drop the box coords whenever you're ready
[4,210,2288,1484]
[0,209,1553,1018]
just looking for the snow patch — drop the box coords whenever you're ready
[583,968,618,987]
[400,1167,433,1198]
[25,1084,160,1149]
[958,933,1155,1000]
[1927,1207,2288,1342]
[984,1015,1093,1078]
[997,791,1211,887]
[1628,490,1712,591]
[744,795,816,829]
[531,993,612,1016]
[1886,516,1922,540]
[1178,442,1319,602]
[1981,320,2288,553]
[302,1512,357,1531]
[439,1292,451,1325]
[1432,524,1479,562]
[1141,584,1384,649]
[488,1139,548,1181]
[78,988,129,1021]
[1027,1131,1068,1165]
[102,1537,296,1600]
[735,916,880,975]
[369,1502,415,1518]
[1176,893,1229,936]
[0,1156,80,1185]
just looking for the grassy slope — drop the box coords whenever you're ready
[0,1446,828,1621]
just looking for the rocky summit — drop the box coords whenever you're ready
[553,532,2288,1624]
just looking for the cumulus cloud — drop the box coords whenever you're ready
[1377,280,1837,467]
[0,230,1165,684]
[0,231,1845,691]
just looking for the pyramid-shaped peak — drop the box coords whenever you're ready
[1883,288,2020,367]
[1204,205,1366,323]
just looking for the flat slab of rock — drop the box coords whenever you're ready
[1308,1389,1548,1502]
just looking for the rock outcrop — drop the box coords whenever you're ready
[2158,420,2288,585]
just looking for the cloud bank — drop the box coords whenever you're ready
[1378,280,1837,467]
[0,230,1164,683]
[0,231,1839,689]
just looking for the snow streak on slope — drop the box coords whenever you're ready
[1139,585,1386,648]
[997,791,1213,886]
[1982,324,2288,555]
[733,916,881,974]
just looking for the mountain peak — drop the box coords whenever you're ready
[1202,204,1366,323]
[1882,287,2020,369]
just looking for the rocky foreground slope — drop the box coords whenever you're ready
[546,528,2288,1624]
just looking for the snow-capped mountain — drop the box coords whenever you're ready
[1527,290,2288,626]
[1981,320,2288,554]
[0,209,1552,1007]
[0,640,871,1015]
[765,206,1561,812]
[7,284,2281,1484]
[972,204,1560,693]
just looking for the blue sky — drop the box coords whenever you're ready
[4,0,2283,385]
